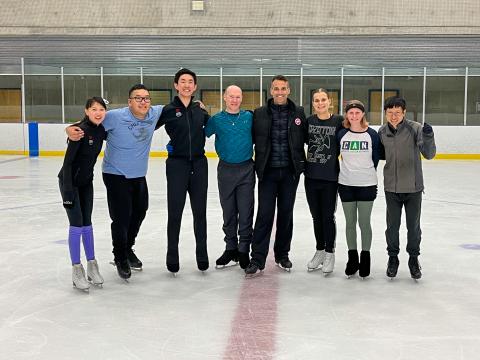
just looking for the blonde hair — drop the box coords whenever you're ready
[343,100,368,129]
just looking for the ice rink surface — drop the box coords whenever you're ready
[1,156,479,360]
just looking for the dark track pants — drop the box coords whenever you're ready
[166,156,208,267]
[102,173,148,262]
[385,191,422,256]
[250,167,299,268]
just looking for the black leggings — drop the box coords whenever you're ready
[305,177,338,253]
[59,180,93,227]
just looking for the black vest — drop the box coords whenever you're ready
[269,103,290,167]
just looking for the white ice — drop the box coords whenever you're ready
[1,156,480,360]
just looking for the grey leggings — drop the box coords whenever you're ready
[341,201,374,251]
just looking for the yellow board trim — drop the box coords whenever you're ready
[2,151,480,160]
[0,150,28,155]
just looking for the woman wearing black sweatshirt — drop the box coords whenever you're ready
[58,97,107,291]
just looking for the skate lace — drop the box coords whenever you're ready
[73,265,85,280]
[311,251,324,264]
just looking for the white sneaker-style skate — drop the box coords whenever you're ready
[87,259,104,286]
[72,263,90,292]
[307,250,326,272]
[322,252,335,276]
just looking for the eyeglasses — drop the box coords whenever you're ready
[130,96,151,103]
[386,111,404,118]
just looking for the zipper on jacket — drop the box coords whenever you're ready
[287,112,296,179]
[186,106,192,161]
[394,134,398,193]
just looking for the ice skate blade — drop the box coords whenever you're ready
[130,267,143,272]
[215,262,239,269]
[72,283,90,292]
[170,272,178,277]
[276,264,291,272]
[245,271,263,279]
[322,271,332,277]
[87,277,103,288]
[307,266,322,272]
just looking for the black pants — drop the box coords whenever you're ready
[250,167,299,268]
[385,191,422,256]
[305,177,338,253]
[217,159,255,254]
[59,180,93,227]
[102,173,149,262]
[166,156,208,266]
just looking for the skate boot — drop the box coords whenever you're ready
[345,250,359,278]
[408,255,422,280]
[276,257,293,272]
[238,251,250,270]
[386,255,399,279]
[115,259,131,280]
[359,251,371,279]
[166,248,180,276]
[72,263,90,292]
[322,252,335,276]
[87,259,104,286]
[245,262,264,278]
[215,249,239,269]
[197,260,209,272]
[127,249,143,271]
[307,250,326,272]
[167,262,180,276]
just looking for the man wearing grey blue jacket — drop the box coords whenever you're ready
[379,96,436,280]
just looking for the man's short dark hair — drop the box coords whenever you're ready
[129,84,149,97]
[384,96,406,111]
[271,75,289,84]
[174,68,197,84]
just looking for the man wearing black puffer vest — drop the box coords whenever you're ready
[245,75,307,277]
[156,68,210,275]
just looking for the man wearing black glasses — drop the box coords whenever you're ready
[67,84,163,280]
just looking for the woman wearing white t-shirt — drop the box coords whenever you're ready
[337,100,380,279]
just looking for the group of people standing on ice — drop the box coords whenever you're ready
[58,69,436,291]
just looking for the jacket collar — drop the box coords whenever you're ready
[172,95,196,109]
[267,97,296,113]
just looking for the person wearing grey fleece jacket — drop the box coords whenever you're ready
[378,96,436,280]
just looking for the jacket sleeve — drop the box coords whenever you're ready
[155,109,166,130]
[61,139,81,199]
[202,108,210,127]
[204,115,215,138]
[299,107,308,143]
[251,110,257,145]
[368,128,381,169]
[418,126,436,160]
[377,128,386,160]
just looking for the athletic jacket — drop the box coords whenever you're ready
[156,96,210,160]
[252,98,307,181]
[58,119,106,202]
[378,119,436,193]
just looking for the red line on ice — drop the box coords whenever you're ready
[223,223,279,359]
